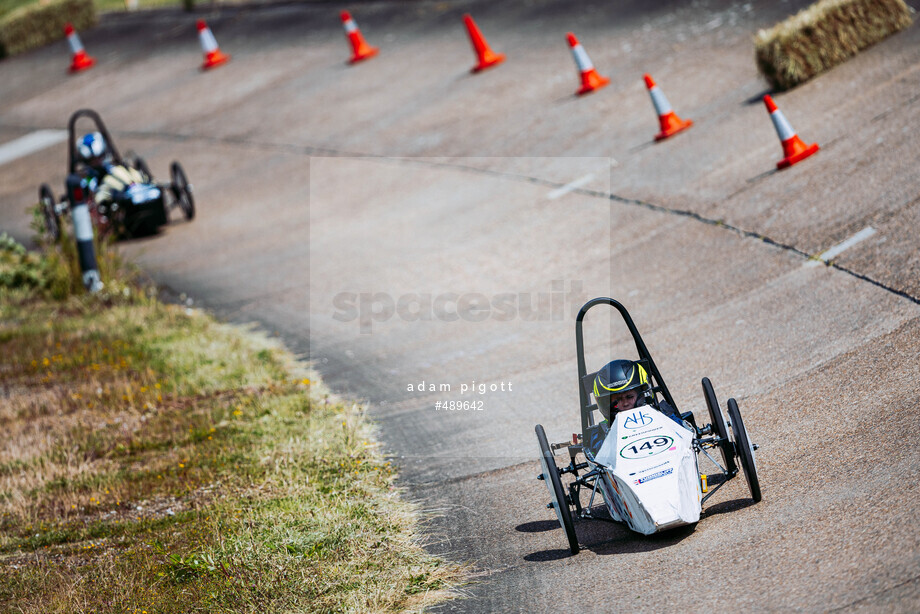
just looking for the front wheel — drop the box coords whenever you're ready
[39,184,60,242]
[536,424,578,554]
[702,377,736,475]
[727,398,762,503]
[170,161,195,221]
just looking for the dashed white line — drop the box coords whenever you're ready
[547,173,595,200]
[805,226,877,267]
[0,130,68,166]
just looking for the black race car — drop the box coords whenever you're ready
[39,109,194,241]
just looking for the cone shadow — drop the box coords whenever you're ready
[745,88,775,105]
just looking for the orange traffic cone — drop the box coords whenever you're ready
[64,23,94,73]
[463,14,504,73]
[567,33,609,95]
[764,95,819,169]
[197,20,230,70]
[341,11,378,64]
[644,74,693,141]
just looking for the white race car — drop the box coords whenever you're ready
[535,297,761,554]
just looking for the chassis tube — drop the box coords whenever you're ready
[67,174,102,293]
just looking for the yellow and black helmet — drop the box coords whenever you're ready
[593,359,650,419]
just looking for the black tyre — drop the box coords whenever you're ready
[39,184,60,242]
[126,151,153,182]
[702,377,736,474]
[135,156,152,182]
[727,398,762,503]
[170,161,195,221]
[536,424,578,554]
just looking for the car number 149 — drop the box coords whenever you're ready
[619,436,674,459]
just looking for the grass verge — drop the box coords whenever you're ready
[0,0,95,59]
[0,232,461,612]
[755,0,914,91]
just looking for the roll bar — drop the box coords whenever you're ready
[575,297,677,435]
[68,108,123,174]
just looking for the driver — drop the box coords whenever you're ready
[77,132,146,211]
[593,359,684,427]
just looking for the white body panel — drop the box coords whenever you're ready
[594,407,701,535]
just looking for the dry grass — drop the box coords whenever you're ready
[0,237,462,613]
[754,0,914,91]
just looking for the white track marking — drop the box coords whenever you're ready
[0,130,67,166]
[547,173,595,200]
[805,226,877,267]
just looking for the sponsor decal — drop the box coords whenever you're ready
[628,460,671,476]
[623,410,653,429]
[621,426,663,440]
[603,474,632,520]
[611,495,629,520]
[633,468,673,485]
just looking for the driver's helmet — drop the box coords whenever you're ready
[593,359,651,421]
[77,132,107,168]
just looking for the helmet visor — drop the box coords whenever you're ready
[596,393,613,421]
[597,389,647,421]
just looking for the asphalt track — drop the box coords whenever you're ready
[1,1,919,611]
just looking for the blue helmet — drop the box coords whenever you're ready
[77,132,106,162]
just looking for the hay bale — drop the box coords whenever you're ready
[0,0,97,59]
[755,0,914,91]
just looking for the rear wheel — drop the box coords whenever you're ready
[170,161,195,220]
[702,377,736,474]
[727,398,762,502]
[39,184,60,242]
[536,424,578,554]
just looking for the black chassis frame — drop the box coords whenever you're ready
[540,297,742,524]
[68,108,126,175]
[42,108,192,237]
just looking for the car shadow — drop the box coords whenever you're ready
[514,520,559,534]
[701,497,758,517]
[117,230,162,245]
[523,548,577,562]
[520,505,698,560]
[580,514,697,556]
